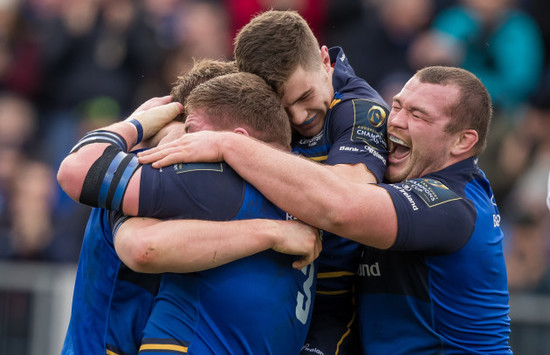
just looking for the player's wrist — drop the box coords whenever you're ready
[254,219,283,250]
[126,102,184,143]
[219,132,251,162]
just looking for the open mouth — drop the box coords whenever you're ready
[389,135,410,161]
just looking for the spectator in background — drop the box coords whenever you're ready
[224,0,328,42]
[501,80,550,295]
[35,0,161,166]
[0,93,37,150]
[155,0,233,96]
[2,159,56,260]
[409,0,545,206]
[0,0,43,99]
[0,93,37,247]
[505,213,550,294]
[332,0,437,104]
[410,0,544,115]
[0,156,81,262]
[0,92,83,262]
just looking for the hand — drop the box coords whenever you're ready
[270,220,322,270]
[137,130,229,168]
[131,95,172,113]
[127,96,183,141]
[140,121,187,149]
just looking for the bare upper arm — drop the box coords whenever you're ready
[57,142,143,215]
[57,145,107,201]
[334,183,398,249]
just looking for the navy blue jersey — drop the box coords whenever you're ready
[293,47,388,354]
[123,162,317,354]
[62,208,160,355]
[356,157,511,354]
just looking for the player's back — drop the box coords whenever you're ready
[135,162,317,354]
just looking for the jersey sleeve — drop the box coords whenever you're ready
[380,178,476,253]
[137,162,245,220]
[326,99,389,182]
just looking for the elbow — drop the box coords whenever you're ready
[57,158,82,201]
[120,234,160,273]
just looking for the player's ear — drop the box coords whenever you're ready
[451,129,478,156]
[233,127,250,136]
[320,46,331,71]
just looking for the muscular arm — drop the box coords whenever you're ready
[115,217,322,273]
[57,96,183,215]
[139,132,397,249]
[326,163,377,184]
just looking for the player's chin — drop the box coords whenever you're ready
[384,161,408,183]
[293,120,322,138]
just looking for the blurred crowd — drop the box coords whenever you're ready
[0,0,549,295]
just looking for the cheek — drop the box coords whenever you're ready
[411,128,441,154]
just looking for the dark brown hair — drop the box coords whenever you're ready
[234,10,320,96]
[171,59,238,120]
[185,72,292,149]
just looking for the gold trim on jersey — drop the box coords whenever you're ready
[307,155,328,162]
[316,289,351,296]
[317,271,355,279]
[335,311,357,355]
[139,343,188,354]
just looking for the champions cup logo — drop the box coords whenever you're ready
[368,106,386,127]
[425,179,449,190]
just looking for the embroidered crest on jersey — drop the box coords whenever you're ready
[402,178,461,207]
[350,99,387,149]
[173,162,224,174]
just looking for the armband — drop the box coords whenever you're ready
[80,145,141,211]
[127,118,143,144]
[70,130,128,154]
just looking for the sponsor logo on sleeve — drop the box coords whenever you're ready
[351,100,388,150]
[401,178,461,208]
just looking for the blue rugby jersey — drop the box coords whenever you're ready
[62,208,160,355]
[356,157,511,354]
[292,47,389,353]
[127,162,317,354]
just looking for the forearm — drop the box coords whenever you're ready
[220,135,346,228]
[138,131,397,248]
[57,98,181,205]
[219,134,396,248]
[116,218,281,273]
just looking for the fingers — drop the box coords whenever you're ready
[291,228,322,270]
[292,257,311,270]
[132,102,184,140]
[133,95,173,113]
[151,154,182,169]
[138,146,183,167]
[140,102,183,122]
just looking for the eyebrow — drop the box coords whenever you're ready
[393,97,429,116]
[289,88,313,106]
